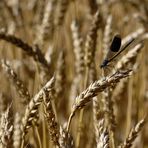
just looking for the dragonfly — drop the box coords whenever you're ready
[100,34,135,68]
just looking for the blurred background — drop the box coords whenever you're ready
[0,0,148,148]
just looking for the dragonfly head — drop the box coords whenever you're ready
[100,59,109,68]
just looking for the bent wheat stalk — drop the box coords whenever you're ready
[67,70,132,132]
[0,32,49,70]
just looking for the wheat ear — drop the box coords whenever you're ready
[103,14,112,55]
[1,59,30,105]
[13,113,22,148]
[67,70,132,132]
[55,51,66,100]
[59,125,74,148]
[122,28,145,46]
[119,118,145,148]
[21,77,55,147]
[69,20,84,108]
[71,20,84,76]
[0,105,13,148]
[96,119,110,148]
[43,83,60,147]
[34,0,55,47]
[115,43,143,71]
[85,10,102,68]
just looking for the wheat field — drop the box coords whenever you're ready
[0,0,148,148]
